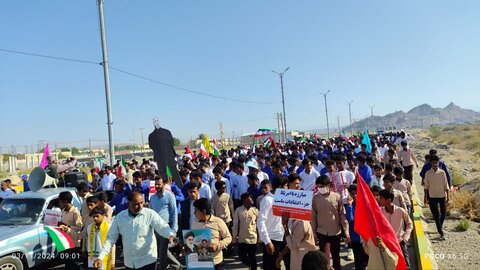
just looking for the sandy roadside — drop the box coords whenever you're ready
[411,135,480,270]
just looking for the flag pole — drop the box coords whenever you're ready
[378,244,387,270]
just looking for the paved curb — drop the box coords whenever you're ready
[412,186,437,270]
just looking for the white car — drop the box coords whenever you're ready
[0,188,81,270]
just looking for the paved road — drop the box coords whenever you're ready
[39,241,416,270]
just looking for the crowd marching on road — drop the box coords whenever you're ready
[0,129,452,270]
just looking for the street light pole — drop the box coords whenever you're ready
[97,0,115,166]
[139,128,145,153]
[273,67,290,143]
[369,105,375,131]
[319,90,331,138]
[347,100,353,136]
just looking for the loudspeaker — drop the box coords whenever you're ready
[29,167,58,192]
[64,172,87,188]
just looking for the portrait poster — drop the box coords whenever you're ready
[182,229,214,270]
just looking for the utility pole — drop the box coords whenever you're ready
[279,112,285,142]
[347,100,353,136]
[273,67,290,143]
[282,114,288,142]
[97,0,115,165]
[88,139,92,156]
[319,90,331,138]
[276,113,282,142]
[139,128,145,152]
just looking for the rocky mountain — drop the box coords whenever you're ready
[347,102,480,132]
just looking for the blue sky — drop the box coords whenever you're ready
[1,1,479,150]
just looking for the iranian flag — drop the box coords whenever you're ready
[199,144,209,158]
[117,157,127,177]
[212,139,220,156]
[44,226,74,253]
[96,157,104,171]
[254,129,273,138]
[263,137,275,148]
[185,146,196,159]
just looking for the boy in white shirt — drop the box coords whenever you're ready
[299,159,320,191]
[370,165,384,188]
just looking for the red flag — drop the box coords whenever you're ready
[354,172,407,270]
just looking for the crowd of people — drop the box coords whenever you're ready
[1,130,453,270]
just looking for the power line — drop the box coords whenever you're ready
[108,66,279,104]
[0,48,280,105]
[0,48,99,65]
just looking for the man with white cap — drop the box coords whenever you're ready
[246,159,269,188]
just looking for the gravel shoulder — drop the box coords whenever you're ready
[411,133,480,270]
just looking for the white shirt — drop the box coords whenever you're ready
[370,175,384,189]
[258,171,269,182]
[199,183,212,200]
[101,173,116,191]
[378,145,389,159]
[86,222,112,269]
[257,192,284,244]
[330,170,355,204]
[98,208,175,269]
[314,162,325,173]
[231,173,248,200]
[394,135,415,145]
[211,177,231,196]
[256,172,270,188]
[0,188,14,199]
[299,169,320,191]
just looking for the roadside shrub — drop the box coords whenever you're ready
[456,219,470,232]
[451,170,466,186]
[448,190,478,220]
[429,127,441,140]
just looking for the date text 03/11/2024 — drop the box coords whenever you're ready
[11,252,82,260]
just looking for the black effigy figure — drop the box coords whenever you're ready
[148,119,183,188]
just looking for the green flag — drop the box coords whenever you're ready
[166,165,173,179]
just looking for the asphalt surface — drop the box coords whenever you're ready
[37,240,416,270]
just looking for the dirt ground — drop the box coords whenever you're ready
[411,130,480,269]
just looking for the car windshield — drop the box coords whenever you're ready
[0,198,45,225]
